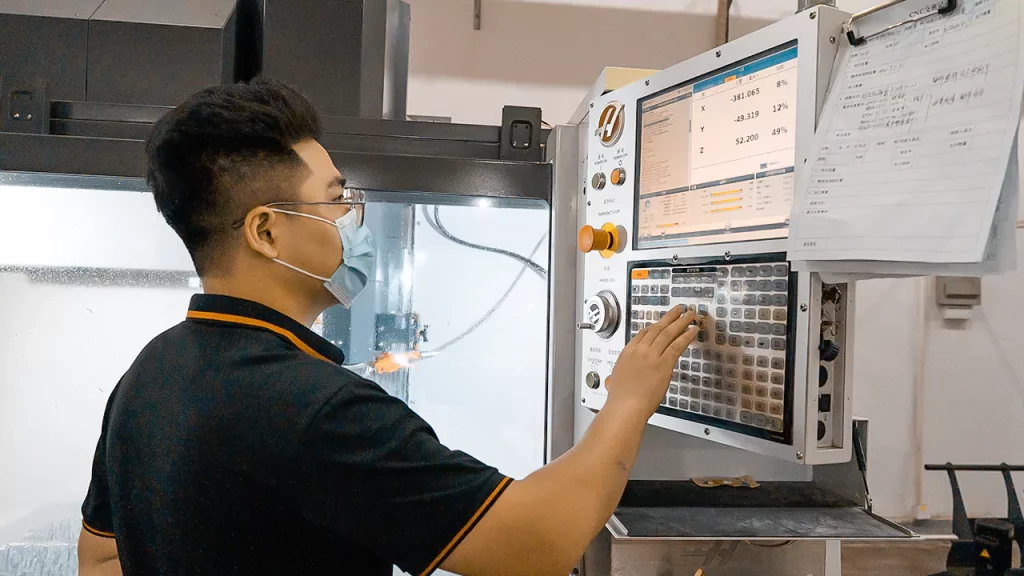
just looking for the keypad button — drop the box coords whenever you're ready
[729,334,743,347]
[712,406,724,418]
[679,399,690,411]
[756,294,771,306]
[661,296,670,306]
[632,296,640,306]
[740,411,753,424]
[632,285,640,294]
[725,366,738,378]
[702,377,713,388]
[725,380,738,393]
[742,322,756,334]
[744,266,759,277]
[701,404,713,416]
[730,280,742,291]
[771,323,786,336]
[716,293,727,305]
[698,304,709,315]
[754,400,768,413]
[716,307,728,318]
[771,358,785,371]
[773,279,788,292]
[758,265,773,277]
[669,397,679,408]
[741,368,754,381]
[730,308,742,320]
[631,310,639,319]
[715,319,727,332]
[726,408,737,420]
[742,336,756,348]
[717,267,729,278]
[702,364,713,375]
[773,309,787,321]
[669,384,679,395]
[731,267,744,278]
[713,364,724,377]
[725,393,737,406]
[742,355,755,366]
[758,280,772,291]
[687,304,697,313]
[743,294,757,306]
[756,323,773,335]
[714,350,724,362]
[690,374,701,386]
[770,372,784,386]
[690,361,701,372]
[712,391,724,404]
[729,320,742,332]
[704,287,715,299]
[741,383,754,396]
[772,294,787,307]
[673,371,684,383]
[671,275,684,285]
[690,387,701,398]
[631,322,639,331]
[703,349,715,360]
[744,280,759,291]
[768,417,783,431]
[756,372,769,384]
[696,331,706,342]
[645,310,653,320]
[769,402,783,416]
[769,386,784,400]
[641,285,649,294]
[715,333,727,345]
[753,413,768,427]
[671,287,683,297]
[743,308,756,320]
[741,397,754,410]
[773,264,788,277]
[758,309,771,322]
[713,378,724,390]
[681,349,690,358]
[726,353,739,364]
[679,360,690,371]
[690,401,701,412]
[771,338,786,351]
[660,284,670,295]
[701,389,712,401]
[756,337,770,349]
[730,294,742,305]
[755,356,768,368]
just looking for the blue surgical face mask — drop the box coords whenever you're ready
[269,207,375,309]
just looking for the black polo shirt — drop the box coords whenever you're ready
[82,294,510,575]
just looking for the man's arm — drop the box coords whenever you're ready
[443,306,697,576]
[78,529,121,576]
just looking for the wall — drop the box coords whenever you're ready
[403,0,1024,520]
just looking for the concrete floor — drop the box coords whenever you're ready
[842,541,949,575]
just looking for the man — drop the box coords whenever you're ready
[78,79,698,576]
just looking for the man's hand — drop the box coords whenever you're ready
[606,305,698,417]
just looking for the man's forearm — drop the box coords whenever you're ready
[445,399,650,576]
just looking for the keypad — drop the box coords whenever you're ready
[629,261,791,434]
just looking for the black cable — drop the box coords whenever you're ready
[425,206,547,278]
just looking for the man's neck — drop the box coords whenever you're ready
[199,277,322,327]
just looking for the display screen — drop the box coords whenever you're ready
[635,42,799,249]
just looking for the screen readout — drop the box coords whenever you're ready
[637,43,798,249]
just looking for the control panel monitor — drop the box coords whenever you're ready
[636,42,798,249]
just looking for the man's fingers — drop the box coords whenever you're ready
[632,305,684,346]
[663,325,700,359]
[650,309,696,354]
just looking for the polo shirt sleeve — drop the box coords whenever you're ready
[292,377,511,576]
[81,388,118,539]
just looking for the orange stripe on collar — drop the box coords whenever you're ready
[186,311,331,363]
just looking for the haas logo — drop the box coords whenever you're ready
[595,101,625,147]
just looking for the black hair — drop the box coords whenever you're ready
[145,78,322,276]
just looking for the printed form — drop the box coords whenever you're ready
[788,0,1023,265]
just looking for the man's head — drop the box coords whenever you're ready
[147,79,356,320]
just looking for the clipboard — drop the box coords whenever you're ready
[843,0,958,45]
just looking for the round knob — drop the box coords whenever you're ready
[578,224,613,253]
[582,290,621,340]
[585,371,601,390]
[818,339,841,362]
[591,173,606,190]
[610,167,627,186]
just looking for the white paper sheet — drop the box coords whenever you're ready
[788,0,1023,266]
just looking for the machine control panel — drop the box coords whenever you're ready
[575,7,852,465]
[629,258,794,443]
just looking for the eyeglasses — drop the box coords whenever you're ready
[231,188,366,229]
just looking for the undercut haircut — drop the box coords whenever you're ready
[146,78,322,276]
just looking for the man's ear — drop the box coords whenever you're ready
[242,207,280,259]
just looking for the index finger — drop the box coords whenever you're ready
[650,309,696,354]
[632,305,684,346]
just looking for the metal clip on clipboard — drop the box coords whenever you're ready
[843,0,958,45]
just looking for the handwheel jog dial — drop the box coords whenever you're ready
[579,290,621,340]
